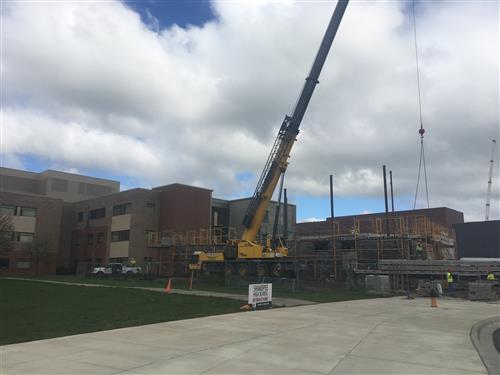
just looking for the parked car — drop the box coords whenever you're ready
[91,263,142,276]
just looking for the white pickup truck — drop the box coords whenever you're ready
[91,263,142,276]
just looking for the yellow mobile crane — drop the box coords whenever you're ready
[190,0,349,277]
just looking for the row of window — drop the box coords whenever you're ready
[73,232,105,247]
[73,229,159,247]
[1,231,34,243]
[111,230,129,242]
[77,203,155,222]
[0,205,37,217]
[0,258,32,270]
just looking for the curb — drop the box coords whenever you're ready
[470,316,500,375]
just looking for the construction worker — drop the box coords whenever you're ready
[415,242,424,259]
[487,270,495,282]
[446,269,455,296]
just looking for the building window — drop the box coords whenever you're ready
[145,203,156,214]
[18,233,34,243]
[87,234,94,246]
[0,231,15,241]
[111,230,130,242]
[77,212,84,222]
[263,210,269,223]
[78,182,86,195]
[20,207,37,217]
[96,232,105,244]
[143,256,154,263]
[0,205,16,216]
[145,230,154,241]
[72,233,81,247]
[51,178,69,192]
[16,259,31,270]
[113,203,131,216]
[89,208,106,220]
[0,258,9,270]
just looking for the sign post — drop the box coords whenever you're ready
[248,283,272,309]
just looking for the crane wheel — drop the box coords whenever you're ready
[238,264,249,277]
[225,264,235,277]
[271,263,282,277]
[256,264,267,277]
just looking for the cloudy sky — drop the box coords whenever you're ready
[1,0,498,222]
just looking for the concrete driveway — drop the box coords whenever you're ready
[1,297,497,374]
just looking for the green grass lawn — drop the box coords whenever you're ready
[0,279,243,345]
[12,275,386,303]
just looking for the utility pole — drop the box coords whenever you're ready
[485,139,497,221]
[389,170,394,212]
[383,166,390,236]
[330,174,337,280]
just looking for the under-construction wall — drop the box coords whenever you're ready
[296,214,457,277]
[143,212,459,280]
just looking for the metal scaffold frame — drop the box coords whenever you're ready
[295,214,456,280]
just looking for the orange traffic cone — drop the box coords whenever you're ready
[164,278,172,294]
[430,296,438,308]
[430,288,438,307]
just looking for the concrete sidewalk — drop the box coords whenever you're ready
[2,297,497,374]
[136,287,315,307]
[4,278,314,307]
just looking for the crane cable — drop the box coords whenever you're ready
[412,0,430,210]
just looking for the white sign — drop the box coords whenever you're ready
[248,283,272,308]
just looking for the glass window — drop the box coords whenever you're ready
[111,230,130,242]
[113,203,131,216]
[77,212,84,222]
[89,208,106,220]
[0,231,15,241]
[0,205,16,216]
[145,203,156,214]
[16,259,31,270]
[145,230,154,241]
[20,207,37,217]
[72,233,81,247]
[18,233,34,243]
[0,258,9,270]
[96,232,105,244]
[51,178,68,192]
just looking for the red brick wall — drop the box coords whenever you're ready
[154,184,212,232]
[70,225,108,264]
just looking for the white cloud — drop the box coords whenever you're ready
[1,0,498,221]
[299,217,324,223]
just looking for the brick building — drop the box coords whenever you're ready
[0,168,297,275]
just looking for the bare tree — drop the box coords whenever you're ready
[24,236,54,276]
[0,215,14,256]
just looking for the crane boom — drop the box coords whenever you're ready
[241,0,349,242]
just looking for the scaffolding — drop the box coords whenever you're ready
[296,214,456,276]
[145,227,298,278]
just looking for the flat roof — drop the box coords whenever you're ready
[153,183,213,192]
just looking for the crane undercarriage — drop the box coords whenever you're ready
[189,240,294,278]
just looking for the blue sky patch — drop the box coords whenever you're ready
[124,0,215,30]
